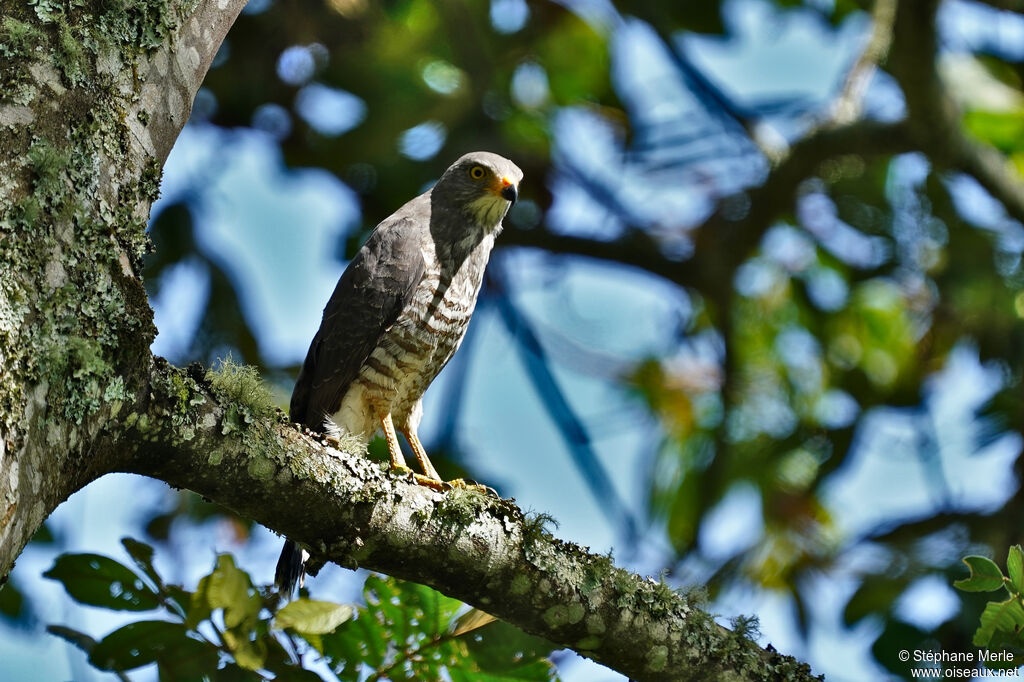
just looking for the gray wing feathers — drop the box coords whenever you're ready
[290,216,425,429]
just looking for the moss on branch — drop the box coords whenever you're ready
[117,361,822,682]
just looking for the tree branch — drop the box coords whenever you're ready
[501,120,914,296]
[827,0,897,127]
[888,0,1024,226]
[134,0,248,165]
[116,359,820,682]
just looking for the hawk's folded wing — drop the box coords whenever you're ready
[290,216,426,429]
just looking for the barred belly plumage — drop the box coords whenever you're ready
[332,235,493,439]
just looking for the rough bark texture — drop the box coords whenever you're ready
[112,360,815,681]
[0,0,245,603]
[0,0,824,679]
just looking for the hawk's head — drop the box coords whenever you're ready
[434,151,523,228]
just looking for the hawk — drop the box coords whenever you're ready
[276,151,523,594]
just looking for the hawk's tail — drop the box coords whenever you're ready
[275,539,306,598]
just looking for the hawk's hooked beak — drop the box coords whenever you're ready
[499,177,518,205]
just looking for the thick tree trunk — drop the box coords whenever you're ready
[0,1,821,679]
[0,0,245,594]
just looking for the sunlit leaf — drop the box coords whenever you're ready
[453,608,498,636]
[275,598,355,635]
[1008,546,1024,596]
[223,626,266,671]
[206,554,261,628]
[973,598,1024,647]
[955,556,1007,593]
[964,110,1024,154]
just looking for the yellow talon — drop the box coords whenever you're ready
[379,414,498,496]
[413,474,452,491]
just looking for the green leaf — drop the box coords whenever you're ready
[207,663,265,682]
[121,537,162,589]
[955,556,1007,592]
[186,573,212,629]
[535,16,610,105]
[47,624,97,654]
[164,584,192,620]
[321,575,556,681]
[871,620,928,676]
[321,575,460,675]
[320,620,369,681]
[88,620,218,672]
[449,661,557,682]
[298,631,324,654]
[43,553,161,611]
[974,598,1024,647]
[1008,546,1024,595]
[223,626,267,671]
[981,630,1024,669]
[206,554,261,628]
[258,636,312,679]
[275,599,354,635]
[842,577,906,626]
[666,471,700,553]
[461,620,557,678]
[0,578,28,625]
[964,110,1024,154]
[31,522,55,544]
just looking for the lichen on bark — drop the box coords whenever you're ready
[0,0,244,587]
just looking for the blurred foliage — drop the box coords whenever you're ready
[41,538,556,680]
[18,0,1020,678]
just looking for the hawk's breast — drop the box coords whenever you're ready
[335,233,495,434]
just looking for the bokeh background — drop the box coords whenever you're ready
[4,0,1024,679]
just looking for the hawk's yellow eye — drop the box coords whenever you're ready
[470,166,485,180]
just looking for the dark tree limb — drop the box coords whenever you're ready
[502,119,915,294]
[889,0,1024,226]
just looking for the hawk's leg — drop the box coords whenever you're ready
[406,431,442,481]
[380,413,409,471]
[382,414,448,490]
[403,428,498,496]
